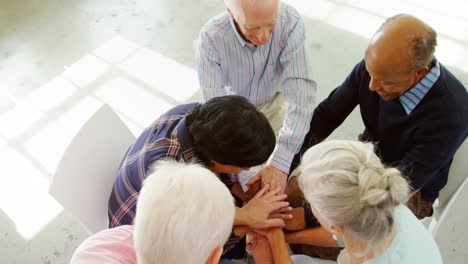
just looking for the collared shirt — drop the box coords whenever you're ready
[108,103,239,254]
[400,60,441,114]
[196,3,316,186]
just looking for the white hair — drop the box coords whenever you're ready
[224,0,278,18]
[297,140,410,251]
[224,0,248,18]
[134,160,235,264]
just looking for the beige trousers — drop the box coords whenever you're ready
[257,92,288,138]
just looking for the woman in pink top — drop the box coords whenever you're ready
[70,160,236,264]
[71,225,136,264]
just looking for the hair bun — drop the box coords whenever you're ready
[358,164,409,209]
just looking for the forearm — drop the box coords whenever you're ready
[276,18,315,173]
[233,226,249,237]
[272,81,315,174]
[269,229,293,264]
[233,207,250,237]
[285,227,339,247]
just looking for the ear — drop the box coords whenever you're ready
[415,65,430,78]
[205,246,223,264]
[226,8,235,19]
[330,224,345,236]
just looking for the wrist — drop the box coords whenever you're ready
[268,228,285,243]
[268,164,289,176]
[235,207,249,226]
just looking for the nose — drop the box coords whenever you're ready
[256,29,271,44]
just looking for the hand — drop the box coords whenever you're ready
[244,179,263,202]
[270,206,293,222]
[247,166,288,193]
[242,184,289,229]
[233,206,293,237]
[252,228,293,264]
[230,182,247,201]
[245,183,293,222]
[250,228,282,242]
[284,207,306,231]
[246,231,274,264]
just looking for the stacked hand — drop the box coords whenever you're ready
[247,165,288,193]
[247,228,286,264]
[246,230,275,264]
[242,184,291,229]
[241,167,310,264]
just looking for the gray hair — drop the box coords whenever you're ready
[297,140,410,252]
[410,26,437,70]
[134,160,235,264]
[224,0,276,18]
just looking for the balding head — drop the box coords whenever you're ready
[224,0,280,45]
[367,14,437,71]
[364,14,437,100]
[225,0,279,17]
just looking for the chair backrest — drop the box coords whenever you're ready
[49,104,136,234]
[431,175,468,263]
[433,138,468,217]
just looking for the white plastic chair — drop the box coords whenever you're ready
[435,138,468,213]
[430,175,468,263]
[49,104,136,234]
[421,139,468,228]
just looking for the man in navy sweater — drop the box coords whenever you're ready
[289,14,467,224]
[280,13,467,261]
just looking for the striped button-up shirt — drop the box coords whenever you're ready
[108,103,240,254]
[400,60,441,114]
[196,3,316,187]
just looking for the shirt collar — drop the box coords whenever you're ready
[174,117,195,161]
[399,59,441,115]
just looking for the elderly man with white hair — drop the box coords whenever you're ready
[196,0,317,195]
[70,160,236,264]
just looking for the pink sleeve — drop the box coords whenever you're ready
[70,225,137,264]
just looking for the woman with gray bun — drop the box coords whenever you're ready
[248,140,442,264]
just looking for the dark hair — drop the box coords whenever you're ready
[186,95,275,167]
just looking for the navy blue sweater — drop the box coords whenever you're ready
[296,60,468,202]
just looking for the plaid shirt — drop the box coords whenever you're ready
[108,102,241,254]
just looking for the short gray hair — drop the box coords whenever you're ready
[297,140,410,252]
[224,0,244,17]
[410,26,437,70]
[134,160,235,264]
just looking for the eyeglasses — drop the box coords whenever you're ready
[234,17,277,33]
